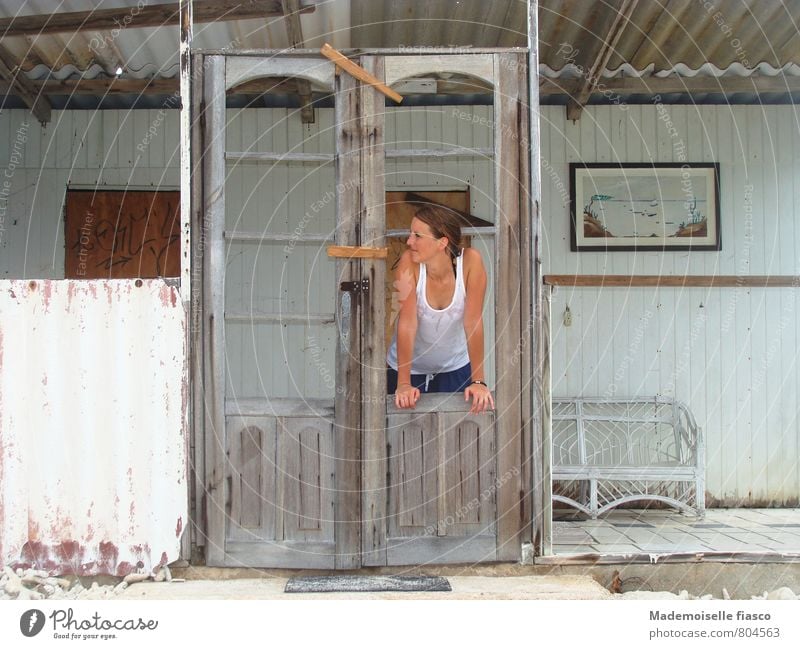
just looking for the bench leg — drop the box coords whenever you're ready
[590,479,598,519]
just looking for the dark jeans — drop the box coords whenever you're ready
[387,363,472,394]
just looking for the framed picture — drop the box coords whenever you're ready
[569,162,721,251]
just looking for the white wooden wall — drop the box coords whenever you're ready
[5,104,798,505]
[0,109,180,279]
[543,104,800,506]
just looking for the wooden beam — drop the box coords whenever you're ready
[541,75,800,97]
[4,73,796,103]
[543,275,800,288]
[566,0,639,120]
[280,0,314,123]
[320,43,403,103]
[0,0,313,37]
[0,43,51,123]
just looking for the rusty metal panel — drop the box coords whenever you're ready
[0,279,187,576]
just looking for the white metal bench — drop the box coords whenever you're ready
[552,398,705,518]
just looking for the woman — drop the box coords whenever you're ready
[387,204,494,414]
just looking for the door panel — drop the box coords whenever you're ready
[385,396,497,564]
[224,414,336,567]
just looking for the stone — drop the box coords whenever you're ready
[123,572,150,585]
[2,567,22,596]
[766,587,797,600]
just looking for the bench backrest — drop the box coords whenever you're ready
[552,398,699,467]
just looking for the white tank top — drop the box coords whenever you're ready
[387,251,470,375]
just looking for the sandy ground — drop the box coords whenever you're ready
[115,575,614,600]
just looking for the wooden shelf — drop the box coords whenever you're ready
[544,275,800,288]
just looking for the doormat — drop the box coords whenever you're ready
[284,575,452,593]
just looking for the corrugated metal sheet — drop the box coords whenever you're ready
[0,0,351,79]
[0,278,187,575]
[543,103,800,506]
[0,0,796,81]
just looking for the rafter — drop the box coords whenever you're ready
[0,42,51,123]
[0,0,314,37]
[281,0,315,124]
[566,0,639,121]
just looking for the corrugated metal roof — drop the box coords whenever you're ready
[0,0,798,112]
[1,0,798,80]
[0,0,352,79]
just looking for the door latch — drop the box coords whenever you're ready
[339,278,370,294]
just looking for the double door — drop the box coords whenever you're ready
[200,53,529,567]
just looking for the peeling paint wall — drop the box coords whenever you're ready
[0,279,187,576]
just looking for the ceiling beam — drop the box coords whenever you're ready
[541,75,800,97]
[566,0,638,121]
[0,43,51,123]
[0,0,314,37]
[3,74,798,102]
[280,0,314,123]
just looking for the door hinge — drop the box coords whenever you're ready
[339,278,370,294]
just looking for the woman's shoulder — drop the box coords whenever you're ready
[461,247,484,269]
[396,249,420,281]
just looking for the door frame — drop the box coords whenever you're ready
[194,50,535,567]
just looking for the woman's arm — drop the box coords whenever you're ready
[462,248,494,413]
[394,250,420,408]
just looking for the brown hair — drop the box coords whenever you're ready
[413,204,462,266]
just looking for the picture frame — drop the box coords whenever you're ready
[569,162,721,252]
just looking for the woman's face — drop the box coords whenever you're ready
[407,217,446,263]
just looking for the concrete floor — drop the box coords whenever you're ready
[552,508,800,555]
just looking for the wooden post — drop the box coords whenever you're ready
[359,55,388,567]
[202,55,227,566]
[527,0,547,558]
[333,70,363,570]
[542,284,553,555]
[189,52,205,556]
[493,52,524,561]
[516,51,534,546]
[178,0,193,562]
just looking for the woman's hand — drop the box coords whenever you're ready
[464,382,494,414]
[395,383,420,409]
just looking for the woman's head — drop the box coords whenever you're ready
[410,204,462,263]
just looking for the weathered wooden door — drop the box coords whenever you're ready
[358,54,527,565]
[201,52,528,568]
[202,55,361,568]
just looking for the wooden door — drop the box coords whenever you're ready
[201,52,529,568]
[202,55,358,568]
[359,54,526,565]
